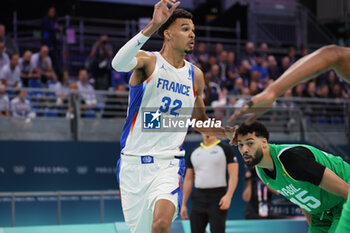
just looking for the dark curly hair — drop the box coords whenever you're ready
[157,9,193,38]
[237,121,270,140]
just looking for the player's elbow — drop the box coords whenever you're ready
[111,56,125,72]
[320,44,343,62]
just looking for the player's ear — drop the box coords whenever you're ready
[261,138,268,148]
[164,29,171,41]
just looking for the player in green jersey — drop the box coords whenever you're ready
[235,121,350,233]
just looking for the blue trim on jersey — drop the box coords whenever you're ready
[116,158,121,185]
[178,64,195,152]
[190,63,194,87]
[120,82,146,153]
[171,157,185,216]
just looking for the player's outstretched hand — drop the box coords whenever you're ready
[227,90,277,125]
[225,125,238,145]
[152,0,181,26]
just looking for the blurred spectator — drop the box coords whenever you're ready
[280,56,291,74]
[47,72,62,94]
[317,84,330,98]
[281,89,295,109]
[58,70,71,98]
[259,42,269,65]
[227,52,238,77]
[331,83,349,99]
[305,81,317,98]
[0,40,10,70]
[240,42,256,65]
[250,52,269,82]
[218,51,229,82]
[229,87,250,108]
[326,70,338,91]
[204,67,221,106]
[11,89,31,117]
[304,81,317,122]
[250,70,260,84]
[242,167,278,219]
[103,84,128,118]
[267,55,280,80]
[207,64,221,85]
[238,60,251,85]
[42,6,62,73]
[214,43,224,59]
[288,46,297,64]
[204,55,218,74]
[292,83,305,97]
[31,45,55,85]
[77,68,97,110]
[19,50,39,87]
[302,48,309,57]
[248,80,260,96]
[194,42,209,67]
[0,24,19,56]
[223,52,239,91]
[0,84,10,116]
[231,77,244,95]
[87,34,113,90]
[0,53,21,88]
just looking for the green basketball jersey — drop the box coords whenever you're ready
[256,144,350,215]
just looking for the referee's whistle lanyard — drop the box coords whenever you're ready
[257,181,268,203]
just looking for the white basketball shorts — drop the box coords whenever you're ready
[118,155,181,233]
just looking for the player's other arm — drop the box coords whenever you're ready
[228,45,350,123]
[180,168,194,220]
[319,168,350,200]
[280,147,350,200]
[300,208,312,225]
[192,66,236,139]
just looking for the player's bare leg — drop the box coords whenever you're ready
[152,199,176,233]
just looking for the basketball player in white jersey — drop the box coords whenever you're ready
[111,1,235,233]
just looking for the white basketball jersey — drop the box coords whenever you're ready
[120,52,196,157]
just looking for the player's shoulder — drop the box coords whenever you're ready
[192,64,204,78]
[136,50,156,59]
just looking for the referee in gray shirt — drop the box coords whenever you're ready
[180,133,239,233]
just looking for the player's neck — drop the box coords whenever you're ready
[257,145,274,171]
[160,45,185,69]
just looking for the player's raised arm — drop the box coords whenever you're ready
[111,0,180,73]
[228,45,350,124]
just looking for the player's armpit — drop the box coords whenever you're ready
[129,52,156,86]
[300,208,312,225]
[319,168,350,200]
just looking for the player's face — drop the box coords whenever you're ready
[237,132,264,167]
[167,18,195,54]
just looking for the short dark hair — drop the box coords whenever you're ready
[10,53,19,59]
[237,121,269,140]
[157,9,193,38]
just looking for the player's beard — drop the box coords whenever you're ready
[185,48,194,54]
[245,147,264,167]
